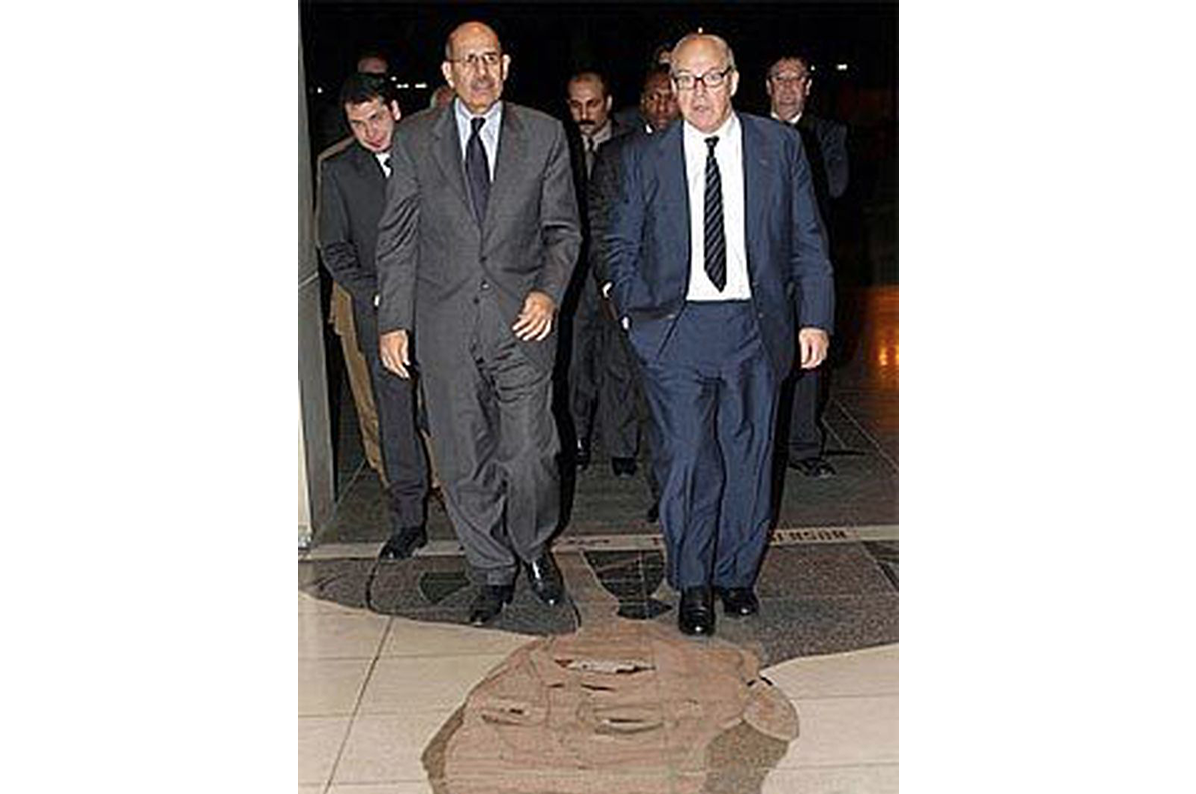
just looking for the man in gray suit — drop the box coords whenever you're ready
[376,21,582,626]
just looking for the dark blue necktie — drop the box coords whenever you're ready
[466,117,490,225]
[704,136,726,291]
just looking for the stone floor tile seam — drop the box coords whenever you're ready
[301,526,899,562]
[772,760,900,770]
[831,399,898,474]
[321,616,399,790]
[298,715,354,792]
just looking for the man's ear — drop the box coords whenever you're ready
[604,95,613,113]
[389,100,402,122]
[441,60,454,87]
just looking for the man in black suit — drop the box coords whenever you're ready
[606,34,834,636]
[376,21,582,626]
[766,54,850,479]
[562,71,634,473]
[588,65,679,517]
[318,73,429,560]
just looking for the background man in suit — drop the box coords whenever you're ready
[766,54,850,479]
[376,21,582,626]
[606,33,834,637]
[588,64,679,517]
[318,73,430,560]
[562,71,633,473]
[317,54,391,487]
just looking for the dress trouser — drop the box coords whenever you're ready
[361,339,429,529]
[420,287,561,586]
[330,283,384,478]
[601,308,660,498]
[638,302,778,590]
[786,365,828,461]
[568,277,604,447]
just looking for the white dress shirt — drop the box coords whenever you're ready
[683,112,750,301]
[453,97,503,180]
[374,150,391,178]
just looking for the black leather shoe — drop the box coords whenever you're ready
[715,587,760,617]
[611,456,638,478]
[575,440,592,470]
[525,552,565,606]
[788,456,836,478]
[468,584,514,626]
[678,586,715,636]
[646,502,659,523]
[378,527,427,560]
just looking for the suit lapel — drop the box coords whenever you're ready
[655,123,690,271]
[350,144,386,197]
[740,115,772,277]
[484,103,526,238]
[430,105,471,219]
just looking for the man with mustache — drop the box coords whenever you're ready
[605,33,834,636]
[562,71,634,475]
[375,21,582,626]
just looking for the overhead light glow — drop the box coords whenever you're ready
[315,86,323,94]
[398,83,410,89]
[835,63,849,71]
[414,82,428,89]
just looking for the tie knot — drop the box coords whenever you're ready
[705,136,719,153]
[471,117,486,135]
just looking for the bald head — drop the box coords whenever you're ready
[670,32,739,133]
[670,33,736,73]
[441,20,510,115]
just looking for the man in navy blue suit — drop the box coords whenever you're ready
[605,32,834,637]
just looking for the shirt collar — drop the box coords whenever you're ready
[683,110,739,147]
[453,97,503,129]
[585,119,613,146]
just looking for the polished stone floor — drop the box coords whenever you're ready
[299,286,898,793]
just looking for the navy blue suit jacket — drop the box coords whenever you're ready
[604,112,834,380]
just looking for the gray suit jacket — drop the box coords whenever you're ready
[317,141,389,353]
[375,102,582,374]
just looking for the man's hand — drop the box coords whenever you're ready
[379,329,411,378]
[798,328,830,369]
[512,290,556,341]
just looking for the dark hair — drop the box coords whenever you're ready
[643,63,671,90]
[338,72,397,109]
[768,54,813,79]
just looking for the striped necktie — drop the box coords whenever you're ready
[703,136,726,291]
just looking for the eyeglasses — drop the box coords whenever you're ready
[448,51,501,69]
[671,66,733,91]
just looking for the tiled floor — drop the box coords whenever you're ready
[300,592,897,793]
[300,286,898,792]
